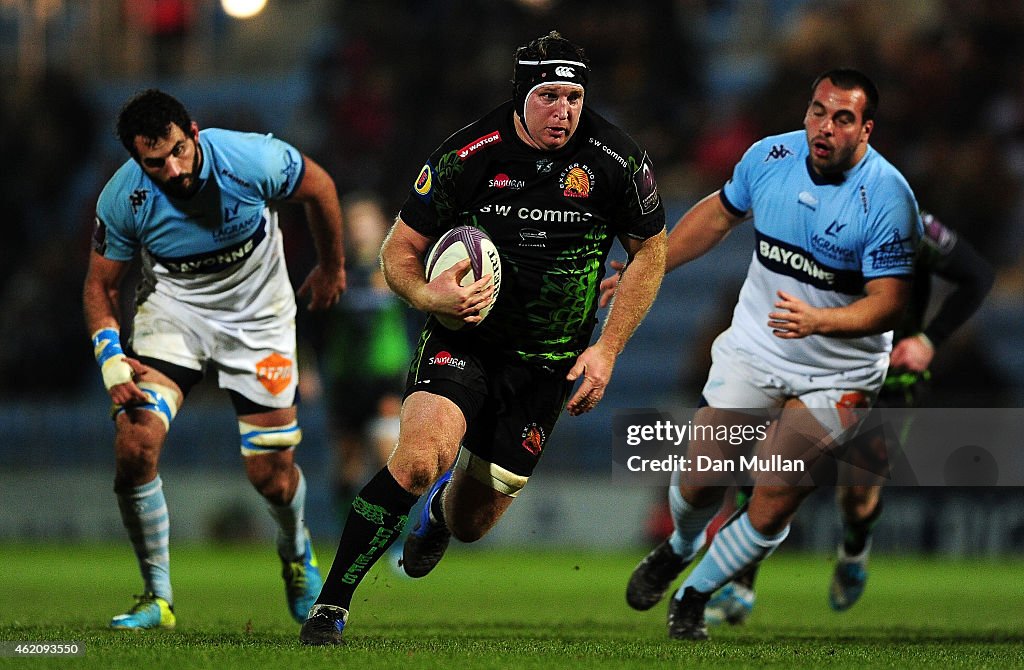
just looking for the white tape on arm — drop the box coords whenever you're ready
[92,328,134,390]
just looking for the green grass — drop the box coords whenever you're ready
[1,543,1023,669]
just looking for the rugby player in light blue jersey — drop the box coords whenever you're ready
[83,89,346,629]
[622,69,922,640]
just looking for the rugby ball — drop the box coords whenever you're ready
[424,226,501,330]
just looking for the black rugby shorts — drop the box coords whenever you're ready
[404,326,573,478]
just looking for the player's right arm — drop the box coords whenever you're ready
[379,217,493,325]
[83,250,148,405]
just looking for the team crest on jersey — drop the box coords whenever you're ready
[521,423,547,456]
[414,163,433,197]
[255,352,293,396]
[560,162,594,198]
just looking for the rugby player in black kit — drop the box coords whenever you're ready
[301,30,667,644]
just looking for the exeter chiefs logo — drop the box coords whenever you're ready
[560,162,594,198]
[521,423,547,456]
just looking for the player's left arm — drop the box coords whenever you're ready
[769,276,911,339]
[567,228,666,415]
[288,154,346,310]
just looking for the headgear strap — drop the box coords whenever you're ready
[513,58,589,121]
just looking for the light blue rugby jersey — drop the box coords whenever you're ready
[719,130,922,374]
[95,128,305,323]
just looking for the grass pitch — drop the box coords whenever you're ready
[1,542,1022,669]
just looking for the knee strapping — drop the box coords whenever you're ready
[455,449,528,497]
[239,420,302,456]
[114,382,179,431]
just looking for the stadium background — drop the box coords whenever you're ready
[1,0,1023,557]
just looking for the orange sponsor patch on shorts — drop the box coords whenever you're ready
[255,352,293,395]
[835,391,870,430]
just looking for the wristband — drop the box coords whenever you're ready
[91,328,133,390]
[915,332,935,351]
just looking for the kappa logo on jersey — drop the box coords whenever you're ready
[489,173,525,189]
[457,131,502,160]
[129,188,149,214]
[560,163,594,198]
[521,423,547,456]
[536,159,553,174]
[430,350,467,370]
[869,228,915,271]
[414,163,433,197]
[255,352,293,396]
[554,66,576,77]
[764,144,794,161]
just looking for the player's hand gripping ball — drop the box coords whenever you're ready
[424,226,502,330]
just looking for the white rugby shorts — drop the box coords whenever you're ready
[130,292,298,409]
[701,331,885,439]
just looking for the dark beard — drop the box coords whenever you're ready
[155,142,202,199]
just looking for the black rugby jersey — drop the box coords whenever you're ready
[400,100,665,364]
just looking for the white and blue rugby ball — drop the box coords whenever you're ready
[424,225,501,330]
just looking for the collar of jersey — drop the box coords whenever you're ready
[804,146,871,186]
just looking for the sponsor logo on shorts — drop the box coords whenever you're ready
[256,352,293,395]
[430,351,467,370]
[414,163,432,196]
[457,131,502,160]
[521,423,546,456]
[560,162,594,198]
[835,391,870,430]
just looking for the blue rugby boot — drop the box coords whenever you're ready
[704,582,756,625]
[402,469,453,578]
[281,528,323,623]
[110,592,176,630]
[299,604,348,645]
[829,542,869,611]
